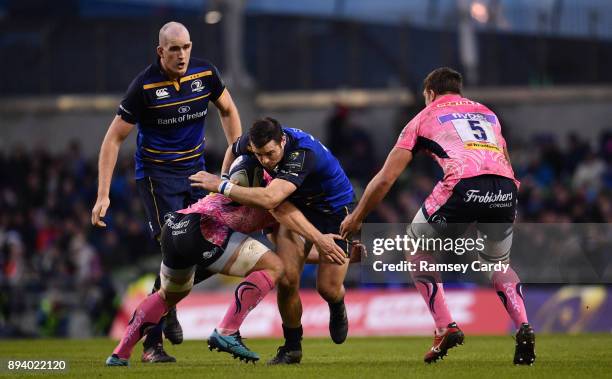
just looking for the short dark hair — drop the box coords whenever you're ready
[249,117,283,148]
[423,67,463,95]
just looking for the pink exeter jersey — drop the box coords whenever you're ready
[178,194,277,247]
[395,94,519,215]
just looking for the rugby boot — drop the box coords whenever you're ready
[105,354,129,367]
[141,343,176,363]
[208,329,259,363]
[424,322,465,363]
[514,323,536,365]
[266,345,303,365]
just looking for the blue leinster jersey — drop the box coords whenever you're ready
[117,58,225,179]
[233,127,355,213]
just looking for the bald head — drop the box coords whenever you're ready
[159,21,190,47]
[157,21,192,79]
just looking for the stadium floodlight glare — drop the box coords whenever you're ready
[205,11,222,24]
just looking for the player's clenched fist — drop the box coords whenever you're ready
[91,196,110,227]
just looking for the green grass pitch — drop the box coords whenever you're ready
[1,335,611,378]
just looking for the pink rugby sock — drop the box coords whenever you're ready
[113,292,168,359]
[409,252,454,329]
[492,267,528,329]
[217,270,274,335]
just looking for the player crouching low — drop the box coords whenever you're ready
[106,157,282,366]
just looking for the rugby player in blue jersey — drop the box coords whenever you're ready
[190,117,356,364]
[91,21,241,363]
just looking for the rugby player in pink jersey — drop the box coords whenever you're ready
[106,156,343,366]
[340,67,535,365]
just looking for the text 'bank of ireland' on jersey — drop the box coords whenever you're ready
[117,58,226,179]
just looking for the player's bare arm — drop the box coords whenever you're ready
[270,201,348,265]
[214,89,242,174]
[91,115,134,227]
[214,89,242,144]
[340,147,413,238]
[189,172,296,210]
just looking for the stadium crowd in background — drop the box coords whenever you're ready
[1,118,612,337]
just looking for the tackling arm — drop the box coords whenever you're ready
[270,201,328,248]
[229,178,296,210]
[189,171,297,210]
[269,201,347,264]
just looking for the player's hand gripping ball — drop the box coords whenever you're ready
[229,155,265,188]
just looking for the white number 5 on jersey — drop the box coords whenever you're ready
[451,119,498,146]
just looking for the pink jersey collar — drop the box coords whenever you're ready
[429,93,463,107]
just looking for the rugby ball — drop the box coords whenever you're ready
[228,155,264,187]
